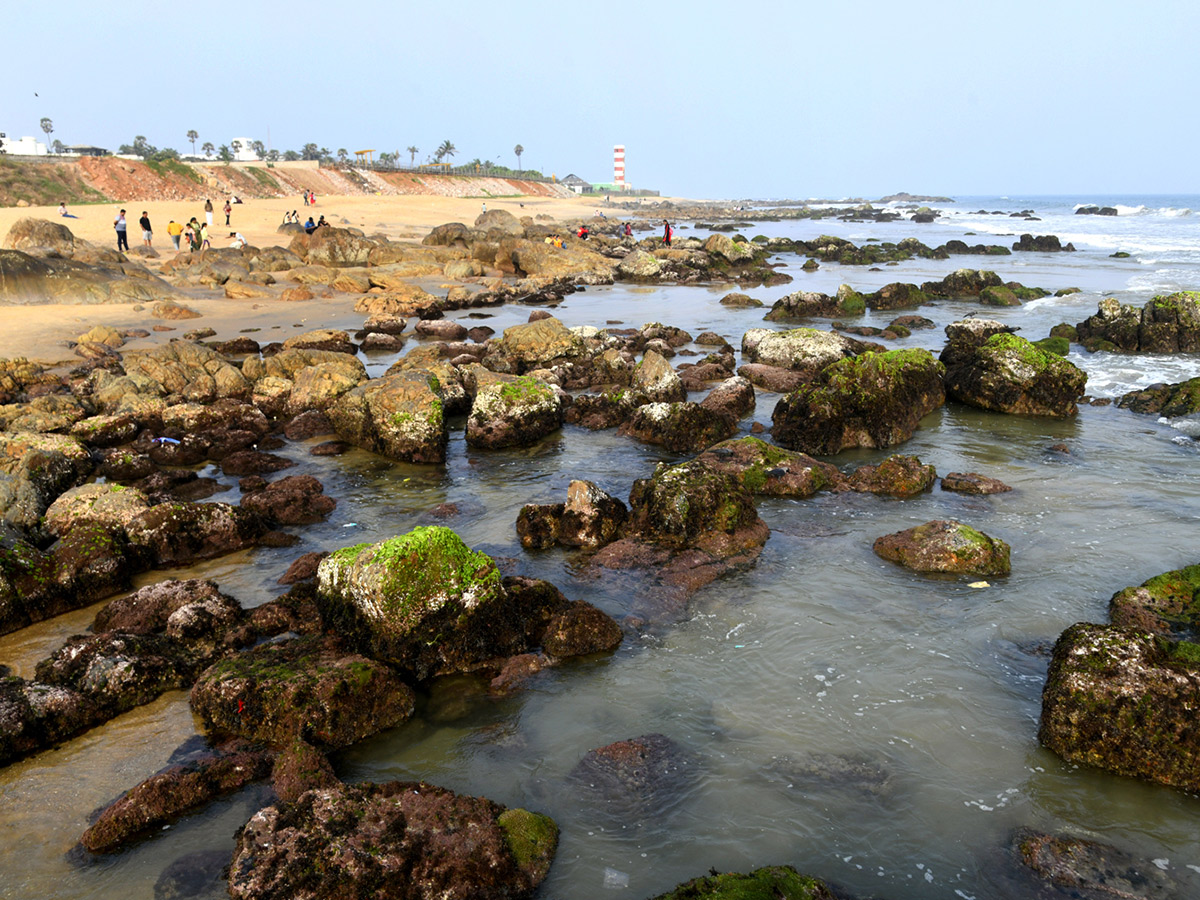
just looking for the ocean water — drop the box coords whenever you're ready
[2,195,1200,899]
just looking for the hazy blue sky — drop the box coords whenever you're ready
[5,0,1197,199]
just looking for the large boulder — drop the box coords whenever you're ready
[474,208,525,235]
[704,233,755,263]
[942,332,1087,417]
[741,327,861,377]
[1118,376,1200,416]
[485,316,587,373]
[327,370,447,463]
[465,376,563,449]
[866,282,929,311]
[616,249,662,280]
[2,217,76,258]
[0,248,174,305]
[619,401,737,453]
[227,782,557,900]
[241,474,337,526]
[44,482,151,537]
[124,501,266,568]
[1039,623,1200,791]
[317,527,557,679]
[0,676,102,768]
[772,349,945,455]
[1076,293,1200,353]
[124,341,249,402]
[873,519,1011,575]
[190,635,414,750]
[301,226,377,267]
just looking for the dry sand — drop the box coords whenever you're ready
[0,191,641,365]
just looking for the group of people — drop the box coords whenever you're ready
[302,190,317,206]
[112,209,155,251]
[282,209,327,234]
[112,202,250,254]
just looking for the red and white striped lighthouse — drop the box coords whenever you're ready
[613,145,625,189]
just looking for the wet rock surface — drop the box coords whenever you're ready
[873,519,1011,575]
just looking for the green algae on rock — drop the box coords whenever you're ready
[873,519,1011,576]
[1108,563,1200,639]
[1039,622,1200,792]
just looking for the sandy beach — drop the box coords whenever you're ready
[0,191,625,365]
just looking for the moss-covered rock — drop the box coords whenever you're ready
[1039,623,1200,791]
[1109,564,1200,639]
[466,375,563,449]
[317,527,559,679]
[228,782,557,900]
[190,635,414,750]
[648,866,836,900]
[619,400,738,454]
[694,436,844,498]
[740,328,861,376]
[866,282,929,310]
[771,349,946,455]
[845,454,937,497]
[1031,335,1070,357]
[327,370,447,464]
[873,519,1011,575]
[980,285,1021,307]
[943,332,1087,417]
[1076,292,1200,353]
[1117,376,1200,416]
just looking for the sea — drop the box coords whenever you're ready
[2,194,1200,899]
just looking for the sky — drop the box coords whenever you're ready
[4,0,1198,200]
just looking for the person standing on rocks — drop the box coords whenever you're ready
[139,211,153,248]
[662,219,672,247]
[224,199,232,226]
[114,209,129,252]
[204,198,214,228]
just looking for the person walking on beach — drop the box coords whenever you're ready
[309,191,316,206]
[302,192,309,206]
[204,198,214,228]
[223,199,232,226]
[167,219,183,250]
[662,219,672,247]
[114,209,129,252]
[200,222,211,250]
[139,211,153,248]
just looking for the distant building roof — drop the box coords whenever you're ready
[66,145,107,155]
[561,173,592,186]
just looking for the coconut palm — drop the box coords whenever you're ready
[40,118,53,150]
[187,129,198,155]
[514,144,524,173]
[251,140,265,158]
[337,148,348,164]
[407,146,419,167]
[231,140,242,157]
[202,142,214,157]
[434,140,456,163]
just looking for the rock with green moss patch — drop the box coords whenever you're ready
[763,289,852,321]
[190,635,414,750]
[327,370,447,463]
[228,781,556,900]
[1117,376,1200,417]
[867,281,930,310]
[980,285,1021,307]
[1039,623,1200,791]
[486,315,587,373]
[648,865,836,900]
[771,349,946,455]
[44,482,151,537]
[695,436,843,498]
[124,501,266,568]
[317,527,560,678]
[740,327,863,377]
[873,519,1011,575]
[466,376,563,449]
[943,332,1087,417]
[845,454,937,497]
[1109,564,1200,639]
[1076,292,1200,353]
[1010,826,1178,900]
[1032,335,1070,356]
[632,349,687,403]
[922,268,1004,298]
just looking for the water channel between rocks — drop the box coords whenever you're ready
[3,198,1200,900]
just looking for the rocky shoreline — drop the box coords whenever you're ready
[2,208,1198,898]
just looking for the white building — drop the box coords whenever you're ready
[230,137,260,162]
[0,135,48,155]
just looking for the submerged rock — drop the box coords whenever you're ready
[940,471,1013,495]
[1039,623,1200,791]
[1010,827,1176,900]
[694,436,843,498]
[647,866,836,900]
[873,519,1011,575]
[227,782,558,900]
[569,733,698,820]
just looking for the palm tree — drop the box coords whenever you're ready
[51,139,65,154]
[218,144,232,163]
[202,142,214,158]
[301,143,319,161]
[514,144,524,173]
[406,146,419,167]
[251,140,265,158]
[187,129,198,155]
[40,118,53,150]
[337,148,348,164]
[434,140,456,163]
[231,140,242,158]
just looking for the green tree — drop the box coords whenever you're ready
[318,147,332,162]
[407,145,419,167]
[202,142,215,157]
[283,150,301,161]
[218,144,233,163]
[301,143,319,160]
[267,149,280,162]
[251,140,265,158]
[513,143,523,173]
[434,140,456,163]
[40,118,53,150]
[187,129,198,155]
[337,148,348,164]
[51,139,64,154]
[231,140,242,157]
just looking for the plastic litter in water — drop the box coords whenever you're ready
[968,581,990,589]
[603,867,630,889]
[151,437,181,445]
